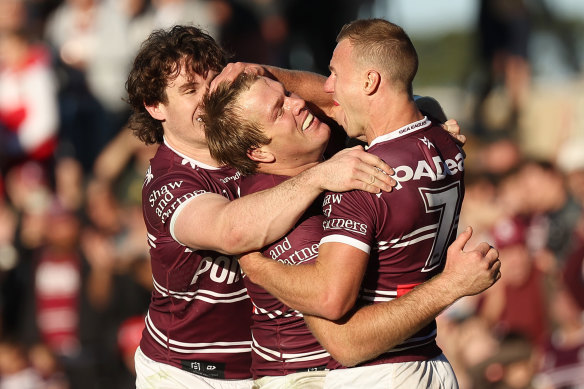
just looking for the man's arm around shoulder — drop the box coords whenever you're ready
[303,227,501,367]
[174,148,395,254]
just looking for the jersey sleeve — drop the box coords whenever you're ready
[319,190,378,254]
[143,169,219,242]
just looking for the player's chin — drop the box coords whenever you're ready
[306,124,330,145]
[313,120,331,136]
[332,109,346,128]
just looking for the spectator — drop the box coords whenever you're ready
[0,340,44,389]
[84,0,153,149]
[469,332,537,389]
[478,216,549,350]
[517,160,582,268]
[0,28,59,176]
[27,343,70,389]
[474,0,532,138]
[43,0,104,171]
[33,201,83,359]
[535,282,584,389]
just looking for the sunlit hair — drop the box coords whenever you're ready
[125,25,229,145]
[201,73,271,175]
[337,18,418,96]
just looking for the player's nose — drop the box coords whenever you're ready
[287,94,306,116]
[323,75,334,93]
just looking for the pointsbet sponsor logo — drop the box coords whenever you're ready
[191,255,241,285]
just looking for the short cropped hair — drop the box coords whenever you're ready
[126,25,229,145]
[201,73,271,175]
[337,19,418,95]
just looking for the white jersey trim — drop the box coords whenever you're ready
[366,117,431,149]
[251,335,330,363]
[361,287,398,303]
[163,138,222,171]
[391,232,436,248]
[387,224,438,244]
[386,330,437,352]
[147,232,157,248]
[361,289,398,303]
[320,235,370,254]
[251,301,301,320]
[145,312,252,354]
[169,191,216,245]
[152,277,250,304]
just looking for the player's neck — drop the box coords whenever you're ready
[164,134,221,167]
[365,97,423,145]
[259,160,320,178]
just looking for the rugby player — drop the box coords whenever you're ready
[126,24,395,389]
[202,19,500,387]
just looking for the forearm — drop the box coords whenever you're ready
[264,66,334,118]
[304,274,459,367]
[219,167,324,254]
[93,129,143,182]
[302,228,502,366]
[242,252,334,317]
[242,242,365,319]
[177,149,394,254]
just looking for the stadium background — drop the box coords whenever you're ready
[0,0,583,388]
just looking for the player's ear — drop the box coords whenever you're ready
[247,147,275,163]
[144,102,165,121]
[363,70,380,95]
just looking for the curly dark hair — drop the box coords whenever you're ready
[125,25,230,145]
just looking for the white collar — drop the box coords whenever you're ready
[366,117,431,149]
[163,138,220,170]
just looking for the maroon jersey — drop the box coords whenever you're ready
[139,142,252,380]
[321,117,465,366]
[539,333,584,388]
[240,173,331,378]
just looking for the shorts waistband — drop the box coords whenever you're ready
[181,359,226,379]
[295,365,328,373]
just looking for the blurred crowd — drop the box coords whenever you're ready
[0,0,583,388]
[439,139,584,389]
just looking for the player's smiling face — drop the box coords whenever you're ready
[238,77,331,169]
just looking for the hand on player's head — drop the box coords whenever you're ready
[210,62,267,93]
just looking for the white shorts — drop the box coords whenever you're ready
[324,354,459,389]
[135,347,253,389]
[252,370,328,389]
